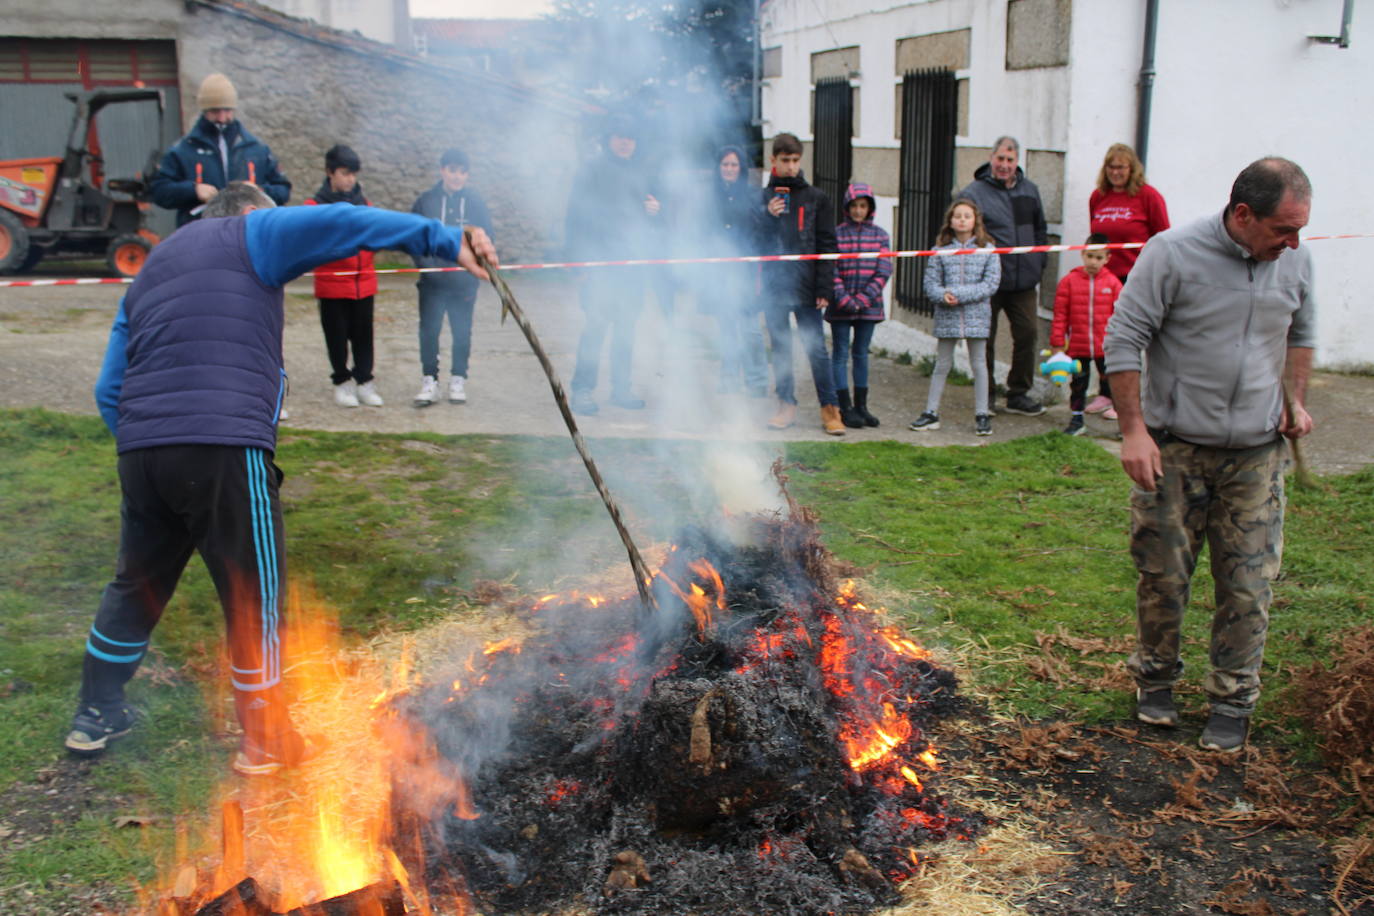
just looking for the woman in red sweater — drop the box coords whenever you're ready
[1086,143,1168,412]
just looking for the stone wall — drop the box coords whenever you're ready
[176,4,585,260]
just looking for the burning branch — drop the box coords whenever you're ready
[465,230,656,612]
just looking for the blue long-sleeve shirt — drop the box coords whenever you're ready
[95,204,466,438]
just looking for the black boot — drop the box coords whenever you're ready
[836,389,865,428]
[855,387,880,427]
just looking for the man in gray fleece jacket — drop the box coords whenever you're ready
[1104,157,1315,754]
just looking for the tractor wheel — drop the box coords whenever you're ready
[16,245,45,273]
[0,209,32,275]
[107,234,152,278]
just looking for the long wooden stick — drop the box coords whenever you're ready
[464,230,656,611]
[1280,383,1317,490]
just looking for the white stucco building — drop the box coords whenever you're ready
[761,0,1371,368]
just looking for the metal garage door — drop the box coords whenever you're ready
[0,39,182,238]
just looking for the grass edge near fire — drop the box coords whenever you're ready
[0,406,1370,913]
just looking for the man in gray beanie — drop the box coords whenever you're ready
[150,73,291,227]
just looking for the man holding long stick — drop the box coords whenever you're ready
[70,182,496,775]
[1104,157,1316,754]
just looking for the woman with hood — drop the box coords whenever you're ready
[703,145,769,396]
[827,182,892,427]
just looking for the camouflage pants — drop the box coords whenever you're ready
[1126,436,1287,717]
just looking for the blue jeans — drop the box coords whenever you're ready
[829,320,876,390]
[571,269,645,395]
[418,279,477,379]
[764,301,837,407]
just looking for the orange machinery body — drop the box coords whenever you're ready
[0,157,62,226]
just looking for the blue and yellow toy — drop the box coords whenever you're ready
[1039,350,1081,386]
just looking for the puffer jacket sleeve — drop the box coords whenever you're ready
[923,249,948,301]
[148,143,199,213]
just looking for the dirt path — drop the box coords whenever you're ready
[3,267,1371,474]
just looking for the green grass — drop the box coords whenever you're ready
[1,408,1370,909]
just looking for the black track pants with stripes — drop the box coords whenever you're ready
[80,444,288,739]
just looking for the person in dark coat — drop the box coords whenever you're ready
[702,145,768,396]
[565,116,662,416]
[409,148,494,407]
[148,73,291,227]
[758,133,843,435]
[957,136,1048,417]
[72,182,496,776]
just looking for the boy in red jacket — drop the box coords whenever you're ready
[1051,234,1123,435]
[305,145,382,408]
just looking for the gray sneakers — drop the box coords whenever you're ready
[65,704,139,757]
[1135,688,1180,726]
[1199,711,1249,753]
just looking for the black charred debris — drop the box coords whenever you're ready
[410,515,973,915]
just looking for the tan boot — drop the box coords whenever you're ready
[820,404,846,436]
[767,400,798,430]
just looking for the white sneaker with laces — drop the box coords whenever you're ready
[449,375,467,404]
[356,381,384,407]
[414,375,439,407]
[334,381,360,408]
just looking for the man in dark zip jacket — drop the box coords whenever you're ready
[409,148,494,407]
[149,73,291,227]
[70,182,496,776]
[958,136,1049,416]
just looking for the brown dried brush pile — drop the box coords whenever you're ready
[1295,625,1374,773]
[1294,625,1374,905]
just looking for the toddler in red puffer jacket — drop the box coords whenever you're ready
[1051,234,1123,435]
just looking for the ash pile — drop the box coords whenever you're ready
[409,514,971,915]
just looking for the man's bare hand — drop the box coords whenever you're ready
[815,297,828,310]
[1120,429,1163,491]
[1280,401,1314,439]
[460,226,498,281]
[195,183,219,203]
[644,194,660,216]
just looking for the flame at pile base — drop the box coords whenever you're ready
[408,514,973,915]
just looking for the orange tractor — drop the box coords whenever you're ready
[0,88,165,278]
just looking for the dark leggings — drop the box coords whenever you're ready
[1069,356,1109,412]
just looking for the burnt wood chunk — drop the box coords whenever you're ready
[281,880,405,915]
[192,877,272,916]
[604,850,651,894]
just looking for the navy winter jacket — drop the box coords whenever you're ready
[957,164,1047,294]
[564,151,660,261]
[149,115,291,226]
[95,205,469,453]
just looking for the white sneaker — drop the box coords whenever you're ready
[356,381,384,407]
[414,375,438,407]
[334,381,360,408]
[449,375,467,404]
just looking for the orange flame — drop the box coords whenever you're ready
[143,585,470,914]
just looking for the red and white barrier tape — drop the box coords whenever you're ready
[1,235,1369,289]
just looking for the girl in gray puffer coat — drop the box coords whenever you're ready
[912,199,1001,436]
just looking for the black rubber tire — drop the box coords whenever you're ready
[0,209,32,275]
[16,244,45,273]
[106,233,152,278]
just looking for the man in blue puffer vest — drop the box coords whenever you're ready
[69,182,497,775]
[149,73,292,227]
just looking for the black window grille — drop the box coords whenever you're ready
[811,76,852,217]
[895,69,957,316]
